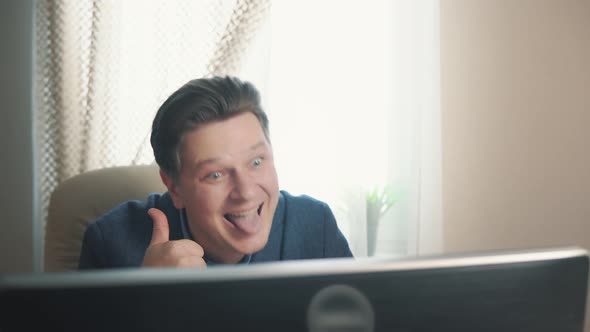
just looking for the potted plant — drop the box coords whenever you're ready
[365,185,400,256]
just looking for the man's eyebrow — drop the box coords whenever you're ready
[250,140,267,151]
[193,141,268,170]
[193,157,221,171]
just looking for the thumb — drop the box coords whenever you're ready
[148,208,169,245]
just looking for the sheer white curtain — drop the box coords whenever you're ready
[240,0,442,257]
[37,0,441,259]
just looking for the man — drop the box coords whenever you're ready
[79,76,352,269]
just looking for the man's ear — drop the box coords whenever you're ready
[159,169,185,209]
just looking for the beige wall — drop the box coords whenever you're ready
[441,1,590,330]
[441,0,590,252]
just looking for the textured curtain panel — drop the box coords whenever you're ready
[35,0,271,228]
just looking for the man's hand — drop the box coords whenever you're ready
[142,208,207,268]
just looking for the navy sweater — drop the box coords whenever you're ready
[79,190,352,269]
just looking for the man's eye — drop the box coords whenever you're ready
[252,157,263,167]
[206,171,222,180]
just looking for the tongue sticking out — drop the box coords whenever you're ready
[224,205,262,234]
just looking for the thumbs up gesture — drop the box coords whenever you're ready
[142,208,207,268]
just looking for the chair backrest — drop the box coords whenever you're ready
[44,164,166,272]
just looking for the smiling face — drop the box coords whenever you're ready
[161,112,280,264]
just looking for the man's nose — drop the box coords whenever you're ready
[230,171,257,201]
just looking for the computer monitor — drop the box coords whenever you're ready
[1,247,588,332]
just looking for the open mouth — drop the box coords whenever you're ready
[223,203,264,227]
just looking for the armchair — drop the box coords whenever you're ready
[44,164,166,272]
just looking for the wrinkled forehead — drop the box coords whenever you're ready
[178,112,271,165]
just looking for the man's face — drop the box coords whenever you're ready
[165,112,279,264]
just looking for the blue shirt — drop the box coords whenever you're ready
[79,190,353,269]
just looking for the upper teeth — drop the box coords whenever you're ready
[227,207,258,218]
